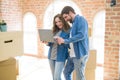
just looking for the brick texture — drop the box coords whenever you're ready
[0,0,22,31]
[104,0,120,80]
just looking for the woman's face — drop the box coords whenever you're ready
[55,17,63,29]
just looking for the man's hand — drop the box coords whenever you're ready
[55,36,64,45]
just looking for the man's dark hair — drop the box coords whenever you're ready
[61,6,75,15]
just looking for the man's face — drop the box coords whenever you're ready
[62,14,72,23]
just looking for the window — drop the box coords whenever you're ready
[23,12,38,55]
[92,10,105,65]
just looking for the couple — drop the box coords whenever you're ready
[46,6,89,80]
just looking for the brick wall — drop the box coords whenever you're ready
[0,0,22,31]
[73,0,105,29]
[22,0,52,58]
[22,0,105,58]
[0,0,105,58]
[104,0,120,80]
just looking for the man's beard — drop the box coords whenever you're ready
[69,19,73,23]
[69,16,73,23]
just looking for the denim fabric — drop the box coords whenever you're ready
[49,59,65,80]
[64,15,89,59]
[48,29,70,62]
[63,57,74,80]
[49,59,55,78]
[73,55,88,80]
[64,55,88,80]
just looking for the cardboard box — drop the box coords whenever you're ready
[88,28,92,37]
[86,50,96,69]
[73,69,95,80]
[0,58,16,80]
[0,31,23,61]
[73,50,96,80]
[85,69,95,80]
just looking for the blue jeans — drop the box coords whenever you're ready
[49,59,65,80]
[64,55,88,80]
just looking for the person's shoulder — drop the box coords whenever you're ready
[77,15,87,22]
[77,15,84,19]
[75,14,83,20]
[62,28,71,34]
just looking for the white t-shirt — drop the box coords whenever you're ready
[69,31,76,57]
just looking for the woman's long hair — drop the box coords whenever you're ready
[52,14,70,34]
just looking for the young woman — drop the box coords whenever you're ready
[47,14,70,80]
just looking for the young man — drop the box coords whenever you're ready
[56,6,89,80]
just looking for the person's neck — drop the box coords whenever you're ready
[71,13,76,21]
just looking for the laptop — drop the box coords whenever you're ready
[38,29,54,42]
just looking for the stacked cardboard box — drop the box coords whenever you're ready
[73,50,96,80]
[85,50,96,80]
[0,58,16,80]
[0,31,23,80]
